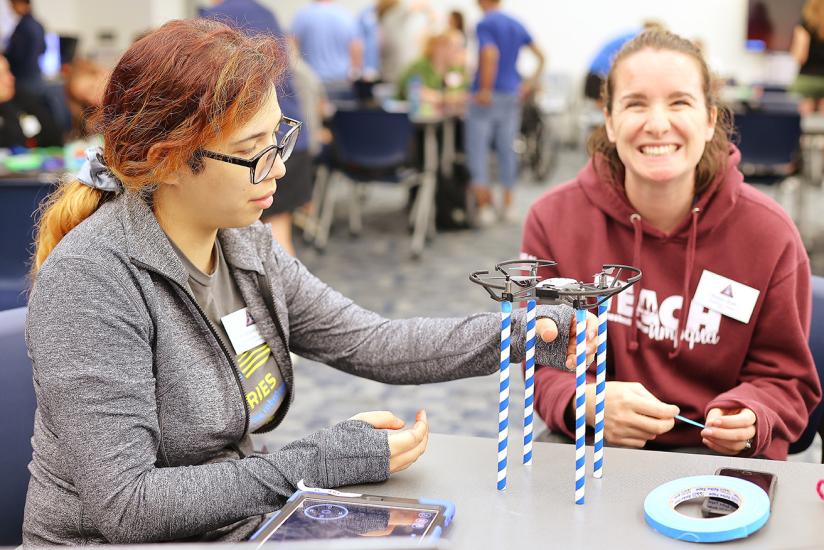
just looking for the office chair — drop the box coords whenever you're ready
[0,307,35,545]
[0,179,55,310]
[734,108,801,185]
[313,108,433,257]
[789,275,824,462]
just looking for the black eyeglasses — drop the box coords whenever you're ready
[199,116,302,184]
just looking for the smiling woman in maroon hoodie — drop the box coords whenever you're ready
[522,29,821,459]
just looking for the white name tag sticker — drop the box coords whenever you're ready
[693,270,760,324]
[221,307,265,355]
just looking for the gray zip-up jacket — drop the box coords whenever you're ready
[23,191,572,545]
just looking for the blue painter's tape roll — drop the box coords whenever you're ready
[644,475,770,543]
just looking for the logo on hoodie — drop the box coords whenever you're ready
[610,284,721,350]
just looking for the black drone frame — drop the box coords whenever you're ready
[469,259,642,310]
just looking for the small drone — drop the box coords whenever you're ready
[469,258,642,309]
[469,257,642,501]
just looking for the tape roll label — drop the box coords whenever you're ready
[670,486,742,507]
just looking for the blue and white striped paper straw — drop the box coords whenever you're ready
[574,308,587,504]
[593,298,608,479]
[523,299,536,466]
[498,301,512,490]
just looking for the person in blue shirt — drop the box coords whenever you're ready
[5,0,46,94]
[201,0,314,256]
[583,21,662,103]
[291,0,363,85]
[466,0,544,226]
[357,3,380,81]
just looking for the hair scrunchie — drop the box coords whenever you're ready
[76,146,124,194]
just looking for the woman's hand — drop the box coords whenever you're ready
[351,410,429,473]
[577,381,679,448]
[701,407,757,455]
[536,312,597,370]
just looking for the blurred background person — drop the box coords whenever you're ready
[466,0,544,226]
[356,1,381,82]
[285,36,329,239]
[396,31,468,106]
[446,10,468,68]
[583,20,663,105]
[396,30,469,216]
[287,40,328,159]
[444,29,469,104]
[4,0,45,96]
[0,54,61,148]
[748,1,775,50]
[448,9,466,43]
[791,0,824,114]
[378,0,439,85]
[291,0,363,89]
[63,57,108,138]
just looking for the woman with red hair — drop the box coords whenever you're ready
[24,19,590,544]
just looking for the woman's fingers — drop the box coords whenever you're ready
[701,425,756,443]
[632,397,680,421]
[702,437,746,455]
[628,382,658,401]
[609,436,649,448]
[600,382,677,447]
[354,410,429,473]
[350,410,405,430]
[536,317,558,342]
[707,408,756,429]
[623,412,675,437]
[701,407,756,454]
[390,423,430,473]
[610,424,660,442]
[388,410,429,473]
[563,312,599,369]
[585,312,598,362]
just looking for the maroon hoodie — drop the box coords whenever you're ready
[521,145,820,459]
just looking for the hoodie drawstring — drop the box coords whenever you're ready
[668,207,701,359]
[628,213,643,353]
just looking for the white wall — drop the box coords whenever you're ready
[31,0,152,58]
[25,0,791,85]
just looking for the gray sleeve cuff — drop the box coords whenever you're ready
[510,304,573,370]
[316,420,390,488]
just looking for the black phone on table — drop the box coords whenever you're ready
[701,467,777,518]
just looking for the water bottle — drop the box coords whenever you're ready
[407,75,422,117]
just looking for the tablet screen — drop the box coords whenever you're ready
[258,496,441,542]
